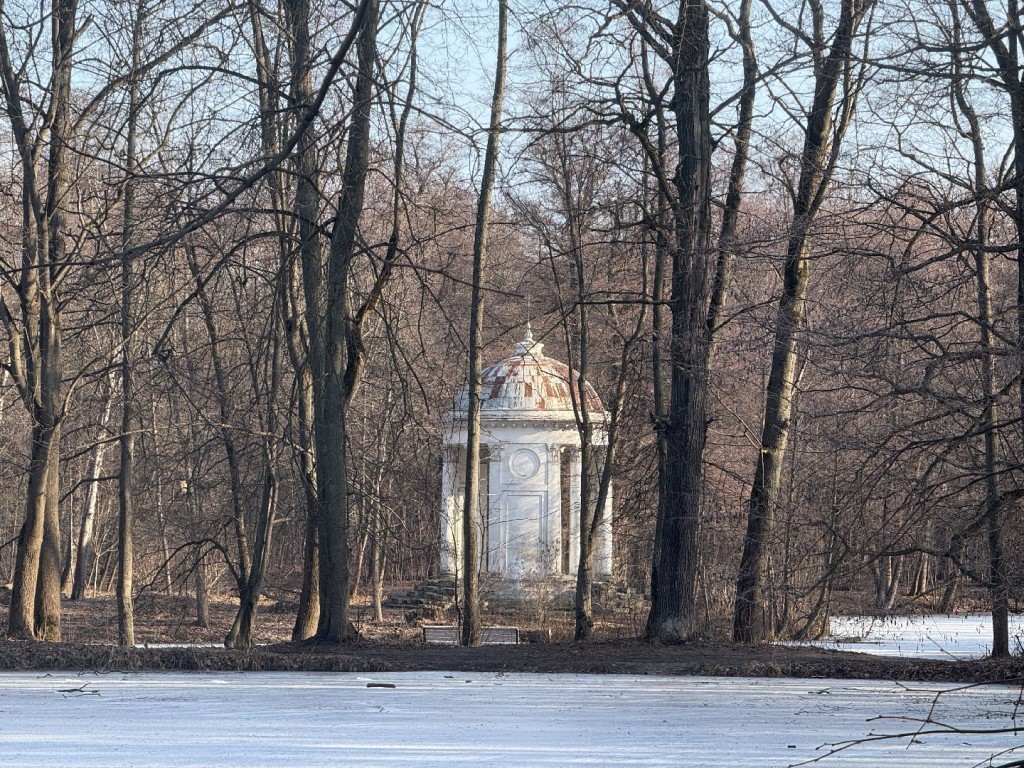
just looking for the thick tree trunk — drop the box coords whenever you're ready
[309,0,379,644]
[4,0,78,642]
[32,362,63,642]
[10,422,58,638]
[645,0,714,644]
[29,0,79,644]
[285,226,319,640]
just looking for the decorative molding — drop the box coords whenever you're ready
[509,448,541,479]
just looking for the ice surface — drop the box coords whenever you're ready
[786,614,1024,660]
[0,671,1020,767]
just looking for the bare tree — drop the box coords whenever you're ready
[0,0,80,640]
[954,0,1020,658]
[734,0,875,643]
[606,0,715,643]
[460,0,508,648]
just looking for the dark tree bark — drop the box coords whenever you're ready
[246,0,322,643]
[957,0,1016,658]
[307,0,379,643]
[619,0,714,644]
[0,0,79,641]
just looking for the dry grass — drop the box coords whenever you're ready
[1,585,1021,683]
[0,583,646,648]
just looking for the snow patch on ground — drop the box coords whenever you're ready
[786,614,1024,659]
[0,671,1019,767]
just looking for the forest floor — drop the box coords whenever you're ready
[0,587,1021,684]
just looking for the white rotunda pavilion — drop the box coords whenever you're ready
[440,326,613,585]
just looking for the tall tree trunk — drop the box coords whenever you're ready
[734,0,872,643]
[461,0,507,648]
[2,0,78,642]
[308,0,379,643]
[645,0,714,644]
[32,0,80,644]
[248,0,321,643]
[24,6,72,643]
[646,118,670,623]
[116,0,145,648]
[959,0,1015,658]
[293,504,320,639]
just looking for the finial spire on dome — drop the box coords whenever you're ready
[514,321,542,356]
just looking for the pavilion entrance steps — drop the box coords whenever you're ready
[385,576,648,623]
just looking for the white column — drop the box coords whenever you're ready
[439,447,459,576]
[486,443,504,573]
[597,480,613,577]
[545,444,562,574]
[568,446,581,575]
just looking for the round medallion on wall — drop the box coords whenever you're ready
[508,448,540,479]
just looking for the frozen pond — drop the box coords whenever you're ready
[788,614,1024,660]
[0,671,1020,767]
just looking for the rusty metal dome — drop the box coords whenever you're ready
[451,325,604,418]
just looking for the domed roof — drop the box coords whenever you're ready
[450,325,604,419]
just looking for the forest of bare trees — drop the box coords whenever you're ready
[0,0,1022,654]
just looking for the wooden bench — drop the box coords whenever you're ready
[422,625,519,645]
